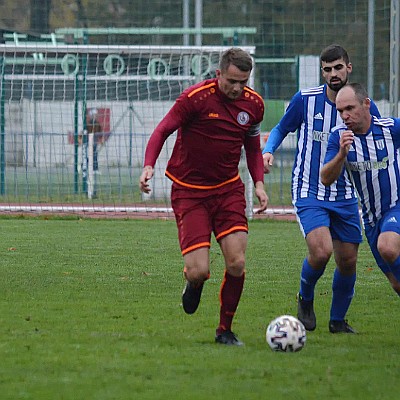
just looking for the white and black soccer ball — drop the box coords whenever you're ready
[266,315,306,352]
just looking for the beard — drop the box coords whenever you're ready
[327,77,348,92]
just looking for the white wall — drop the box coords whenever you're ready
[4,99,175,167]
[3,98,396,200]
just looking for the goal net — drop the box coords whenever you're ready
[0,44,259,218]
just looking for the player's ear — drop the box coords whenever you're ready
[347,62,353,73]
[216,69,221,78]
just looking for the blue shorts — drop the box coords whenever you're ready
[294,197,362,243]
[364,206,400,274]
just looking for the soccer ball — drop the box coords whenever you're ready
[266,315,306,352]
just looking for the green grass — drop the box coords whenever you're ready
[0,218,398,399]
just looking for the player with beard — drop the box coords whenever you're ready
[262,45,381,333]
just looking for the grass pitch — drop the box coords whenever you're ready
[0,217,398,399]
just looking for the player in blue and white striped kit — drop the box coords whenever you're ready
[263,45,381,333]
[322,83,400,298]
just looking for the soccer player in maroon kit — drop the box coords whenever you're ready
[139,48,268,345]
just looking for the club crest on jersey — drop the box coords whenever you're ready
[237,112,249,125]
[375,139,385,150]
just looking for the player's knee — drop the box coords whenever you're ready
[378,242,398,264]
[226,256,245,277]
[337,255,357,274]
[184,265,210,284]
[309,248,331,268]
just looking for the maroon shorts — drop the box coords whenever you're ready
[171,181,248,255]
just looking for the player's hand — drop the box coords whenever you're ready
[254,183,269,214]
[263,152,274,174]
[139,166,154,193]
[339,130,354,156]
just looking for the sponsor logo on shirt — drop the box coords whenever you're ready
[237,111,249,125]
[375,139,385,150]
[348,157,388,171]
[387,216,398,223]
[314,113,323,120]
[313,130,329,142]
[208,113,219,118]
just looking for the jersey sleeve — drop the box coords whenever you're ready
[246,93,264,138]
[244,134,264,184]
[247,120,262,137]
[262,123,286,154]
[244,95,264,184]
[323,130,341,164]
[143,92,193,167]
[262,91,303,154]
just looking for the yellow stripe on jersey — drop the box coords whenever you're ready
[244,87,264,102]
[187,82,217,98]
[165,170,240,189]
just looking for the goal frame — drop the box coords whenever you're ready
[0,44,257,217]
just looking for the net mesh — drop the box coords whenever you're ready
[0,0,395,218]
[0,44,262,218]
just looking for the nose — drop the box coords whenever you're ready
[330,69,339,78]
[232,82,242,92]
[341,111,349,121]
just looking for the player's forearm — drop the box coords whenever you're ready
[143,110,181,166]
[254,181,265,192]
[262,124,287,154]
[320,155,346,186]
[143,132,166,167]
[245,136,265,185]
[247,156,265,185]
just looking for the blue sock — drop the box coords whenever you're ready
[330,268,356,321]
[299,258,325,301]
[389,256,400,282]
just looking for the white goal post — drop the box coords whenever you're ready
[0,43,260,217]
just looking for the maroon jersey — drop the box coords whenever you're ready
[144,78,264,189]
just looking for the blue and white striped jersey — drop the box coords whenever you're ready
[263,84,380,203]
[326,117,400,227]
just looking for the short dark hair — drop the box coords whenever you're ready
[320,44,350,65]
[219,47,253,73]
[343,82,369,104]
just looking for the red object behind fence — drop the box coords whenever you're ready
[68,108,111,145]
